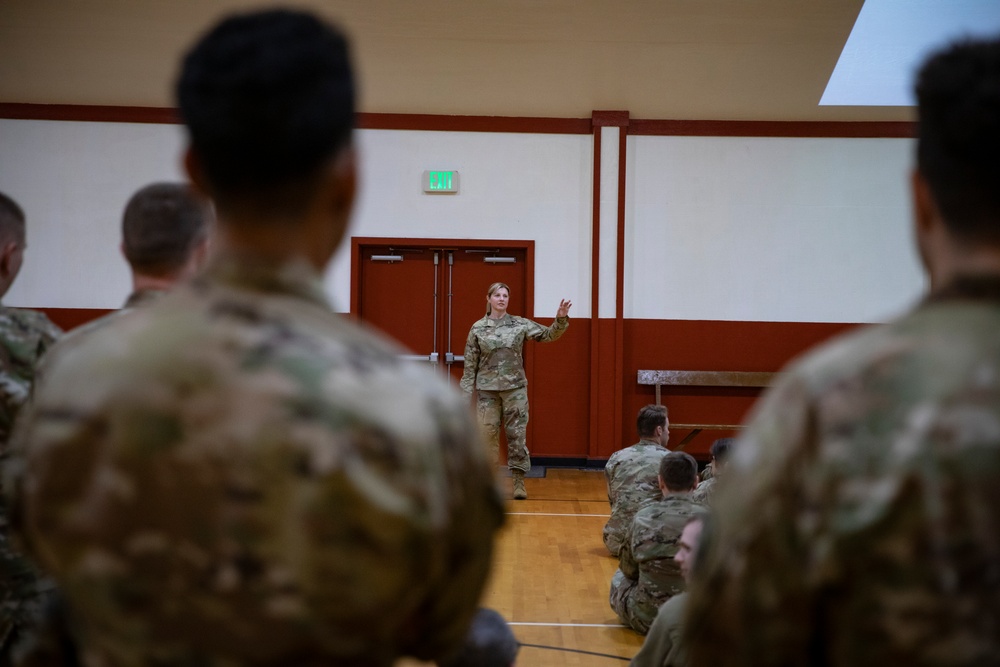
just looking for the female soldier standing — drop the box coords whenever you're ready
[460,282,572,499]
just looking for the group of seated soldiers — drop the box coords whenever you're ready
[604,405,733,641]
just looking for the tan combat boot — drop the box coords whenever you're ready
[512,471,528,500]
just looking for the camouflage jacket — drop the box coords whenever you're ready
[0,306,61,645]
[459,313,568,393]
[603,439,669,555]
[0,306,61,445]
[5,252,505,666]
[618,493,702,630]
[685,274,1000,666]
[690,475,717,505]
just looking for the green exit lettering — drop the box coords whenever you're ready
[430,171,452,190]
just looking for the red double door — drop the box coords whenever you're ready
[352,239,532,391]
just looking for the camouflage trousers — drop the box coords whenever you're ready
[476,387,530,473]
[609,570,654,635]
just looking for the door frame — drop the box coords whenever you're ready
[350,236,537,388]
[350,237,535,318]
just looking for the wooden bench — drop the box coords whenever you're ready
[637,370,780,448]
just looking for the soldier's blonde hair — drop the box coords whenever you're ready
[485,282,510,316]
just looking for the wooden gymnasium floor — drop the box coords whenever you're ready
[399,468,642,666]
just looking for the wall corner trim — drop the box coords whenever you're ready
[592,110,630,128]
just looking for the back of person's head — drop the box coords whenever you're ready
[176,9,355,217]
[659,451,698,492]
[439,608,519,667]
[709,438,734,464]
[0,192,26,247]
[915,36,1000,244]
[122,182,210,277]
[636,404,668,438]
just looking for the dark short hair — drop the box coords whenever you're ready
[915,36,1000,244]
[636,404,668,438]
[439,608,519,667]
[659,451,698,492]
[0,191,26,246]
[176,9,355,216]
[709,438,734,463]
[122,183,210,275]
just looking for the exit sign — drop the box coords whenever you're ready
[423,170,460,194]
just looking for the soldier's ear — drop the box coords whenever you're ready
[0,241,17,279]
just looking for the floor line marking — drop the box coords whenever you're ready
[508,622,626,628]
[505,512,610,517]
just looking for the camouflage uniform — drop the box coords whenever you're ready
[629,591,688,667]
[685,275,1000,666]
[5,252,505,667]
[459,313,568,472]
[0,305,61,656]
[689,476,716,505]
[603,439,669,556]
[0,306,61,445]
[34,289,166,389]
[610,493,701,634]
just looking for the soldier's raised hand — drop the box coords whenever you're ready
[557,299,572,318]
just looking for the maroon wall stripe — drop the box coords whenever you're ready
[588,119,602,459]
[629,119,916,138]
[0,103,179,124]
[613,120,629,453]
[357,113,592,134]
[1,104,913,138]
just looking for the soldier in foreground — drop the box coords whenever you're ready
[685,36,1000,666]
[6,9,503,666]
[0,192,62,662]
[604,404,672,556]
[611,452,702,634]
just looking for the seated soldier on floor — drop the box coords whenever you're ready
[603,404,672,556]
[691,437,733,504]
[610,451,702,634]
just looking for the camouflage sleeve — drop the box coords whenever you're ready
[683,373,819,666]
[523,315,568,343]
[458,325,480,394]
[619,520,639,580]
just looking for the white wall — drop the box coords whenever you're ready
[0,119,188,308]
[0,120,594,317]
[625,135,925,323]
[329,129,594,317]
[1,118,926,324]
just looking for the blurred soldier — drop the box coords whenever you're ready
[39,182,211,366]
[686,36,1000,666]
[604,404,672,556]
[0,192,62,662]
[611,452,701,634]
[0,193,62,445]
[6,9,503,667]
[117,181,210,312]
[690,437,732,505]
[630,514,704,667]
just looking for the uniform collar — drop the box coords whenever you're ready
[197,251,331,309]
[925,273,1000,304]
[122,288,167,309]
